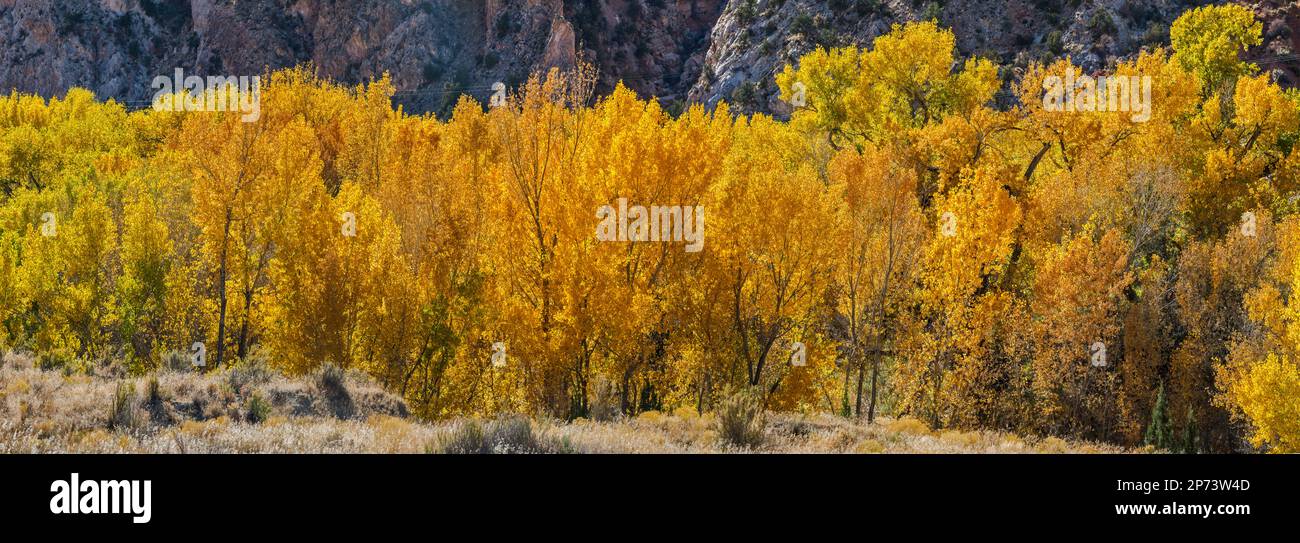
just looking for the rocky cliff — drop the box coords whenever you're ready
[0,0,1295,116]
[691,0,1299,114]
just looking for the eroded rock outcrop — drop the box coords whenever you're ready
[0,0,1293,116]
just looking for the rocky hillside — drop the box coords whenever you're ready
[693,0,1300,114]
[0,0,1295,117]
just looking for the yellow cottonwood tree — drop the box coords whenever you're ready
[703,114,843,401]
[1220,216,1300,452]
[827,144,925,419]
[896,165,1020,427]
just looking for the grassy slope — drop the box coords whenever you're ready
[0,351,1135,454]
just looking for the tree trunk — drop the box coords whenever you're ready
[868,348,882,422]
[854,357,865,417]
[841,363,851,416]
[213,209,233,370]
[236,284,253,360]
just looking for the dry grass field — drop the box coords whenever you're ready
[0,351,1134,454]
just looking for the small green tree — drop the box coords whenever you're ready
[1144,383,1173,450]
[1181,405,1199,454]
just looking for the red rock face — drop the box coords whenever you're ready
[0,0,1292,116]
[1249,0,1299,87]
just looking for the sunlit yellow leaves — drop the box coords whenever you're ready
[925,166,1020,300]
[15,184,117,362]
[1026,227,1133,433]
[1218,354,1300,452]
[1170,4,1262,93]
[705,115,843,390]
[776,21,997,149]
[117,189,174,368]
[898,165,1020,426]
[1219,216,1300,451]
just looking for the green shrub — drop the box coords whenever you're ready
[245,393,271,424]
[854,0,883,17]
[921,2,942,22]
[109,381,139,430]
[791,14,816,37]
[432,416,567,454]
[422,61,444,83]
[486,415,536,453]
[434,419,486,453]
[1088,9,1116,36]
[38,351,75,372]
[716,390,766,448]
[494,14,511,38]
[161,349,191,372]
[227,355,271,394]
[735,0,757,26]
[731,81,759,107]
[1181,405,1199,454]
[1142,22,1169,47]
[146,375,164,406]
[1046,30,1064,55]
[317,362,355,418]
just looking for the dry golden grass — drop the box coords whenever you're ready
[0,351,1135,454]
